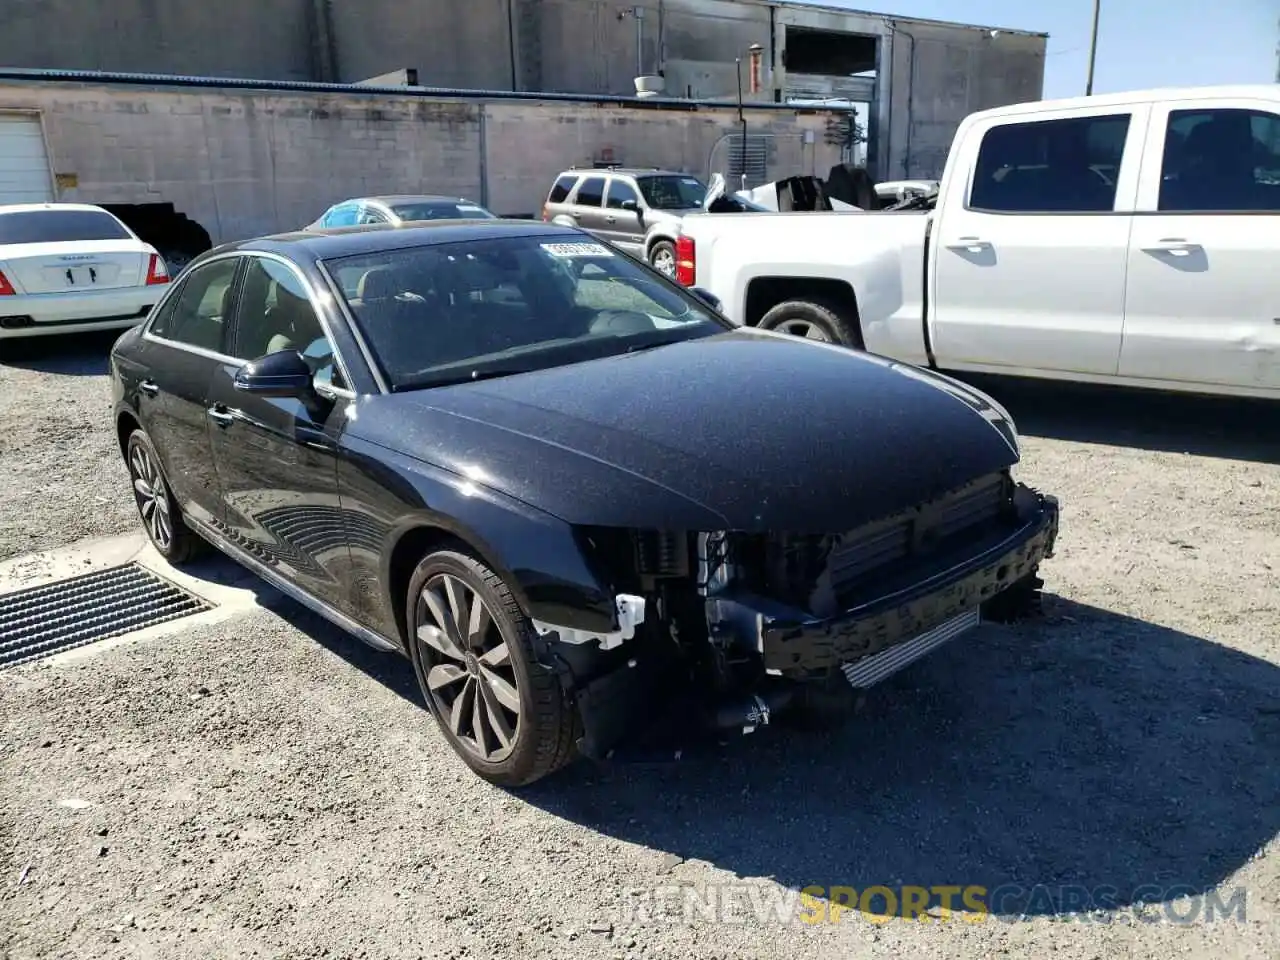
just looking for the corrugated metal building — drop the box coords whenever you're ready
[2,0,1047,180]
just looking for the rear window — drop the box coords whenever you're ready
[547,175,578,204]
[0,209,132,244]
[390,201,496,221]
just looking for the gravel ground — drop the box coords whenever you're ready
[1,333,1278,959]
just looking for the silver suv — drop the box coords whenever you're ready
[540,168,708,276]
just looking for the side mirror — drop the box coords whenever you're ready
[233,349,315,398]
[619,199,638,211]
[689,286,723,313]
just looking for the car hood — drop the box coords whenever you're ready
[347,329,1020,533]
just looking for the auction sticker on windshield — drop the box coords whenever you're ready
[541,242,615,258]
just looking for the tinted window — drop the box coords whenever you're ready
[0,209,132,244]
[606,179,640,209]
[574,177,606,207]
[357,206,388,225]
[323,203,359,228]
[547,175,579,203]
[1159,108,1280,212]
[636,175,707,210]
[389,201,496,221]
[969,114,1131,213]
[149,257,239,353]
[321,235,727,391]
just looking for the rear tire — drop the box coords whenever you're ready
[757,297,863,347]
[124,428,205,565]
[406,549,578,787]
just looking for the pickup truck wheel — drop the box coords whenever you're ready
[758,298,863,348]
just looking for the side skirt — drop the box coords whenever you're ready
[189,520,403,655]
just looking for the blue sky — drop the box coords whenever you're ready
[816,0,1277,98]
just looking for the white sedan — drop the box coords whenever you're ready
[0,203,171,341]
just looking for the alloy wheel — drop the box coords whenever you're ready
[776,318,831,342]
[651,248,676,277]
[416,573,521,763]
[128,441,173,551]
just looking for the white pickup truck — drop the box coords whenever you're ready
[675,85,1280,399]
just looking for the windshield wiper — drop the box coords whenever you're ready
[402,367,533,390]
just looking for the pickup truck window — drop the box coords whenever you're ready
[574,177,606,207]
[969,114,1131,213]
[1158,108,1280,212]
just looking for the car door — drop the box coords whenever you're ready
[205,252,358,612]
[602,177,645,253]
[568,175,610,240]
[1120,100,1280,391]
[929,105,1147,376]
[136,255,243,529]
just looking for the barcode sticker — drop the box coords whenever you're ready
[540,241,615,258]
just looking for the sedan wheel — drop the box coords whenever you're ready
[406,549,578,786]
[417,573,521,763]
[124,428,204,564]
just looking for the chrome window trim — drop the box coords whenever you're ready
[141,251,243,363]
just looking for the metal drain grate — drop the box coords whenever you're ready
[0,562,212,669]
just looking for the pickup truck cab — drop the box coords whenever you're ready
[676,85,1280,399]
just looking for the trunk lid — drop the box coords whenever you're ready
[0,240,151,294]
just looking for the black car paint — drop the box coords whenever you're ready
[110,220,1041,749]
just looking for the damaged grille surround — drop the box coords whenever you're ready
[697,473,1058,680]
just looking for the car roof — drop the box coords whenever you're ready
[557,168,693,179]
[222,219,586,260]
[0,201,113,215]
[357,195,486,206]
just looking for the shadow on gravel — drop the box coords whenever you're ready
[0,330,118,376]
[519,594,1280,918]
[951,374,1280,465]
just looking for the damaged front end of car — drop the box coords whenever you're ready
[528,469,1059,761]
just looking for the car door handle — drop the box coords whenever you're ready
[138,379,159,397]
[207,406,235,428]
[604,215,617,224]
[945,236,991,252]
[1143,238,1199,256]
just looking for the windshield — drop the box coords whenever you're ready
[0,209,132,244]
[390,201,496,222]
[322,235,729,391]
[636,175,707,210]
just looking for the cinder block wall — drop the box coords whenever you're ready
[0,82,841,243]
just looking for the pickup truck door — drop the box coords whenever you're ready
[929,105,1147,377]
[1119,99,1280,391]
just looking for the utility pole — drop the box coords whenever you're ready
[1085,0,1101,95]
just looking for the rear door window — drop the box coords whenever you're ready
[148,257,240,354]
[322,203,360,228]
[0,209,133,244]
[573,177,606,207]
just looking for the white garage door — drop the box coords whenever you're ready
[0,114,54,204]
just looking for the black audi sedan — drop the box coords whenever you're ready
[108,220,1060,786]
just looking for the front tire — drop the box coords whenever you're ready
[124,428,204,565]
[757,298,863,347]
[406,549,578,787]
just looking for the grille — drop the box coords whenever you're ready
[752,472,1012,609]
[0,563,211,669]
